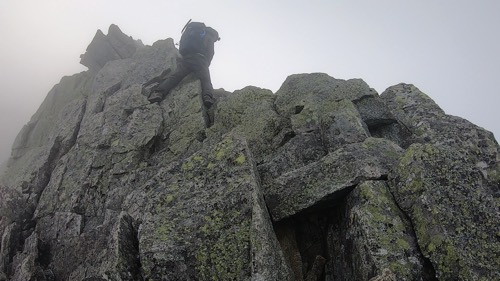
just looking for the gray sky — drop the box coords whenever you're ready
[1,0,499,164]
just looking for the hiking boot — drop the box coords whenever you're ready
[205,103,216,128]
[203,99,214,109]
[148,91,164,103]
[202,94,215,109]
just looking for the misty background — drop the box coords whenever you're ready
[1,0,499,166]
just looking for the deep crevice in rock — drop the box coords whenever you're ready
[294,105,305,114]
[129,219,144,281]
[366,121,395,137]
[72,100,87,146]
[274,207,337,281]
[143,106,168,160]
[368,121,413,149]
[386,184,438,280]
[312,185,357,211]
[0,223,20,279]
[36,239,52,269]
[146,135,163,157]
[96,82,122,113]
[31,137,62,197]
[351,94,374,104]
[272,183,356,281]
[278,131,297,147]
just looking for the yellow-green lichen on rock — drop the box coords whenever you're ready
[266,137,404,221]
[390,142,500,280]
[334,181,431,280]
[208,86,288,163]
[274,73,375,118]
[132,133,292,280]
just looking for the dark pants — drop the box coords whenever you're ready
[156,54,215,107]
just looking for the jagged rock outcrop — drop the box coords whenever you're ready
[1,25,499,281]
[80,24,144,72]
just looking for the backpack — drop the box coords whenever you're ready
[179,21,207,56]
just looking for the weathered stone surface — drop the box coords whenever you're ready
[328,181,433,281]
[208,86,289,163]
[380,84,444,127]
[1,26,499,281]
[351,95,411,148]
[274,73,377,118]
[8,231,45,281]
[258,132,327,194]
[382,84,500,280]
[42,210,141,280]
[123,134,292,280]
[2,73,92,191]
[0,75,91,234]
[158,78,208,158]
[274,73,372,153]
[0,223,20,277]
[390,143,499,280]
[353,95,395,128]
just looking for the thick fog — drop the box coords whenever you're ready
[1,0,499,166]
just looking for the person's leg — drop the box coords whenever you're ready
[184,55,215,108]
[148,60,190,103]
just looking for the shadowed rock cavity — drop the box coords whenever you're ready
[273,180,437,281]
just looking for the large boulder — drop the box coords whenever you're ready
[265,137,404,221]
[382,84,500,280]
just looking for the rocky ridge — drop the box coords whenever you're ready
[0,25,499,281]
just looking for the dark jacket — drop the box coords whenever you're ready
[179,23,219,64]
[201,27,219,64]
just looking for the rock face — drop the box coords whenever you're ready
[1,26,499,281]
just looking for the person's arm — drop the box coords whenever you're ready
[204,27,220,64]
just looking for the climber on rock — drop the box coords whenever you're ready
[148,20,220,110]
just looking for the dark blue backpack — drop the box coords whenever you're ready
[179,21,207,56]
